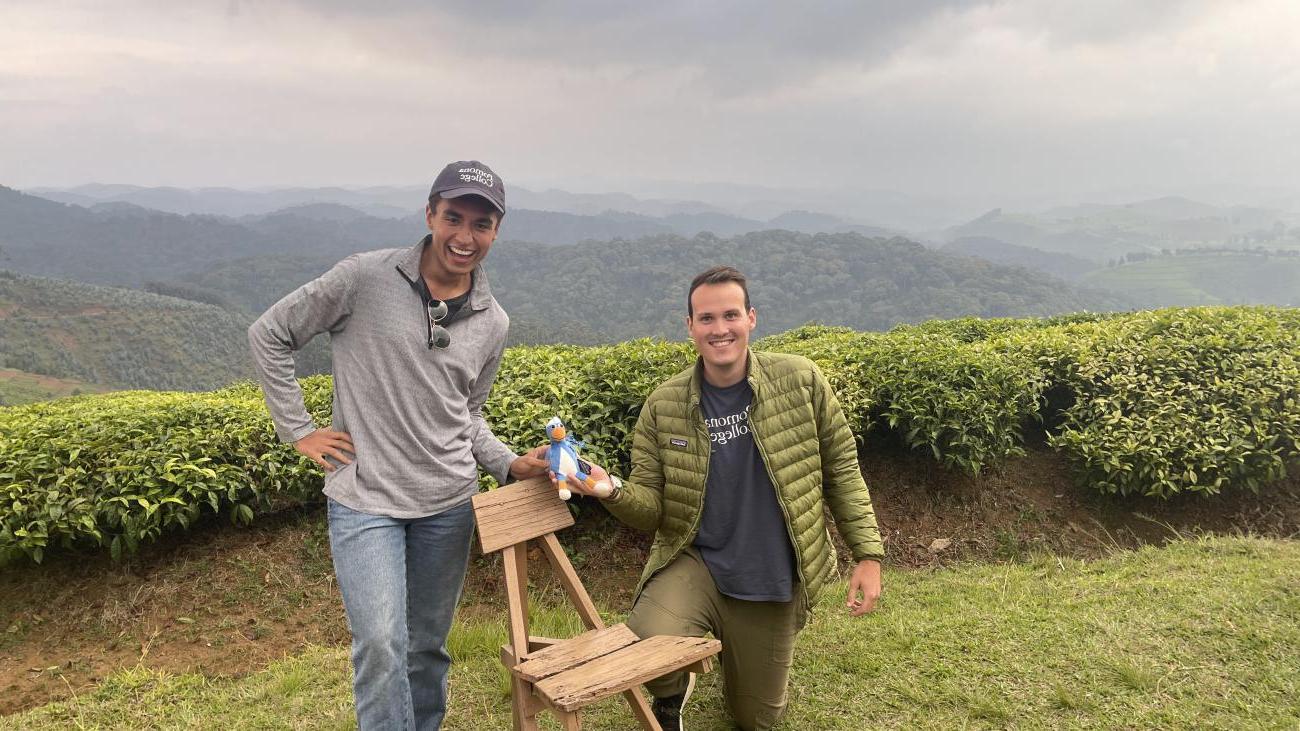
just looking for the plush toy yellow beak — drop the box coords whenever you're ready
[552,425,567,440]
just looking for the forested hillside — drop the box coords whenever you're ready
[942,236,1099,281]
[168,231,1129,345]
[484,231,1132,340]
[0,272,254,391]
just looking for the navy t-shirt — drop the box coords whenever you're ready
[693,378,798,602]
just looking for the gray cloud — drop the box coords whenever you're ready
[2,0,1297,210]
[297,1,976,97]
[297,0,1223,97]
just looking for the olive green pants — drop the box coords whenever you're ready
[626,548,805,731]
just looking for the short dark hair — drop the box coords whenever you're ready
[427,192,504,228]
[687,265,751,317]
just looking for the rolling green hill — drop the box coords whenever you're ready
[946,198,1299,264]
[0,367,109,406]
[1081,252,1300,307]
[0,271,255,391]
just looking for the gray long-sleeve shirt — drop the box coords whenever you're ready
[248,235,518,518]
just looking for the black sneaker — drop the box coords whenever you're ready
[651,672,696,731]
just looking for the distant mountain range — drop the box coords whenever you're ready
[26,182,1298,272]
[0,183,1140,396]
[7,181,1298,399]
[1,185,901,284]
[29,183,419,219]
[27,182,938,232]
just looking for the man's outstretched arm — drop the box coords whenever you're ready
[557,407,667,532]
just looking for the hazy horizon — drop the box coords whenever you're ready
[5,1,1298,206]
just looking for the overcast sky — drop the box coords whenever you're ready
[3,0,1297,203]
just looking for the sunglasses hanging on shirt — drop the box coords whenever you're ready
[427,298,451,349]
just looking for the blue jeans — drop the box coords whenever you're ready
[328,497,476,731]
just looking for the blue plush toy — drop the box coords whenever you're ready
[545,416,612,500]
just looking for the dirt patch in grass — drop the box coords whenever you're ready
[2,448,1297,716]
[0,507,348,715]
[862,447,1300,568]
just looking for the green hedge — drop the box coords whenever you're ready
[760,326,1043,474]
[0,378,332,563]
[1036,309,1300,497]
[2,307,1298,563]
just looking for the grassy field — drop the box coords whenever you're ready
[4,536,1297,730]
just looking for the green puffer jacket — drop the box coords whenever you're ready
[604,350,884,610]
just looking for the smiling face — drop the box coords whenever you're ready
[422,194,501,291]
[687,281,756,387]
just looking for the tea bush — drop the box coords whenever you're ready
[760,326,1043,474]
[0,378,332,563]
[1034,308,1300,497]
[3,307,1298,563]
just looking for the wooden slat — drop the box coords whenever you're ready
[473,477,574,553]
[528,637,562,651]
[514,624,640,682]
[538,533,606,632]
[500,638,563,669]
[535,636,722,712]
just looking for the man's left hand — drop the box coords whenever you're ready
[509,445,550,480]
[554,461,611,498]
[846,559,881,617]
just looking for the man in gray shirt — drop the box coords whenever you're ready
[248,160,547,731]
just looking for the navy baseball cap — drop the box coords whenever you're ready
[429,160,505,213]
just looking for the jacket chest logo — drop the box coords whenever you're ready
[670,438,688,448]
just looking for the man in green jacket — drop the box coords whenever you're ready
[563,265,884,731]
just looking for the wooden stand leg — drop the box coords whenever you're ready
[557,709,582,730]
[624,686,663,731]
[511,674,541,730]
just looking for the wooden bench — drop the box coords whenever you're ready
[472,477,721,730]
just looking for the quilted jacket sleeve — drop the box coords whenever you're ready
[812,363,885,562]
[601,400,666,532]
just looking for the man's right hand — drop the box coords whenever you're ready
[294,428,355,472]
